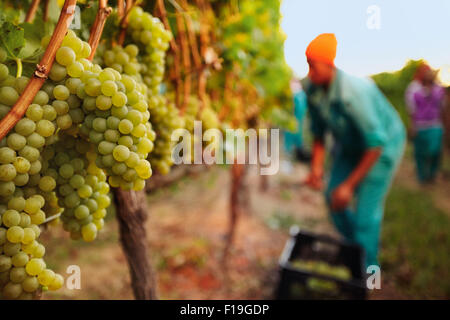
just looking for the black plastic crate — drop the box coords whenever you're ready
[275,226,367,300]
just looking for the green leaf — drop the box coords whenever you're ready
[19,21,46,59]
[0,21,25,60]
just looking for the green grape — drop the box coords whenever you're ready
[92,118,107,132]
[53,100,69,115]
[11,252,29,267]
[56,46,76,66]
[42,105,57,121]
[7,133,27,150]
[3,242,21,256]
[22,276,40,293]
[96,95,112,110]
[48,273,64,291]
[101,80,118,97]
[67,61,84,78]
[2,210,20,227]
[0,255,12,272]
[10,267,27,283]
[15,118,36,136]
[29,210,45,225]
[25,258,45,277]
[0,164,17,181]
[32,244,45,258]
[111,92,127,107]
[85,78,102,96]
[65,78,82,94]
[37,269,55,286]
[74,205,89,220]
[6,226,24,243]
[81,223,97,242]
[14,173,29,187]
[98,141,116,155]
[0,147,16,164]
[13,157,31,174]
[38,176,56,192]
[118,119,133,134]
[77,185,92,198]
[0,86,19,106]
[0,181,15,197]
[2,282,22,299]
[56,114,73,130]
[59,163,74,179]
[0,64,9,80]
[26,133,45,149]
[62,35,83,53]
[19,213,31,228]
[53,85,70,100]
[49,63,67,82]
[19,146,39,162]
[112,145,130,162]
[22,228,36,245]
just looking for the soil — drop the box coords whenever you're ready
[43,156,446,300]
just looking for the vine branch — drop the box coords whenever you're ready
[25,0,41,23]
[88,0,112,60]
[43,0,50,22]
[0,0,77,141]
[118,0,134,46]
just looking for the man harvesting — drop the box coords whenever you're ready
[302,33,406,267]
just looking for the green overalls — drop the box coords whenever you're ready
[303,70,406,267]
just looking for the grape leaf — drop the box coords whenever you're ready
[0,21,25,60]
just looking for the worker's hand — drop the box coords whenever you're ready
[305,171,324,190]
[331,182,354,211]
[408,125,416,139]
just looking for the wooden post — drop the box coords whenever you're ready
[222,163,245,266]
[114,189,158,300]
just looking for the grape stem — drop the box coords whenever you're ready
[0,0,78,141]
[118,0,134,46]
[25,0,41,23]
[181,1,201,67]
[176,11,191,115]
[15,58,23,78]
[88,0,112,61]
[44,0,50,22]
[155,0,182,109]
[117,0,125,19]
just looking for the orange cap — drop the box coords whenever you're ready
[305,33,337,66]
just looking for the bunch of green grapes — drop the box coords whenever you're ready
[42,31,154,191]
[0,192,64,299]
[127,7,171,96]
[148,97,184,174]
[0,45,79,300]
[44,135,110,242]
[125,8,186,175]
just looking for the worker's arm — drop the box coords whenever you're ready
[305,139,326,190]
[331,147,382,211]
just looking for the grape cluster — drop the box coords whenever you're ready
[43,31,154,191]
[0,193,64,299]
[128,7,171,96]
[148,97,184,174]
[45,135,110,242]
[126,8,184,175]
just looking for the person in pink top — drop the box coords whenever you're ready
[405,63,446,183]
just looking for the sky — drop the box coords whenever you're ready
[280,0,450,83]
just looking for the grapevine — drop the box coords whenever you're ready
[0,0,292,300]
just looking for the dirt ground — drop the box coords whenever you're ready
[42,155,448,300]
